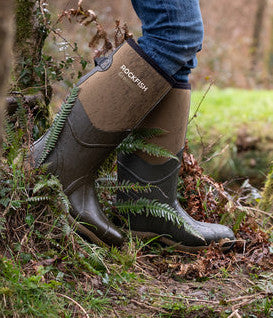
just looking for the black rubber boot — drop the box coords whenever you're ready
[32,39,176,247]
[117,87,235,251]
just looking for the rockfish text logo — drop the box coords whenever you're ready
[119,65,148,92]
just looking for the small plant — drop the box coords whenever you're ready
[37,86,80,165]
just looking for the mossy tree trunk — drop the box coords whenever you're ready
[259,163,273,212]
[0,1,14,156]
[14,0,51,104]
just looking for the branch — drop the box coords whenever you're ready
[6,94,43,115]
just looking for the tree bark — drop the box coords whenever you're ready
[0,1,14,156]
[14,0,51,103]
[251,0,268,73]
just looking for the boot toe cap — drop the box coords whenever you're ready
[201,222,235,248]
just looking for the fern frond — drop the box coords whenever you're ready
[27,196,50,202]
[98,180,154,195]
[117,135,178,161]
[131,128,166,139]
[38,86,80,165]
[96,175,117,184]
[79,242,107,271]
[33,175,61,194]
[97,151,117,177]
[116,199,205,242]
[4,120,17,146]
[14,99,27,130]
[57,191,71,213]
[33,179,47,194]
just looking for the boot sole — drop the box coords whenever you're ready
[131,230,234,252]
[67,214,110,248]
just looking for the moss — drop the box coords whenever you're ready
[15,0,35,45]
[259,163,273,212]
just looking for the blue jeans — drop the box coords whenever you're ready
[131,0,203,83]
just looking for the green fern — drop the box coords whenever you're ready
[130,128,165,139]
[38,86,80,165]
[57,191,71,213]
[117,129,179,161]
[116,198,205,242]
[14,99,27,131]
[97,151,117,178]
[4,120,17,146]
[32,175,70,213]
[78,240,107,271]
[27,196,50,202]
[98,180,155,195]
[33,176,61,194]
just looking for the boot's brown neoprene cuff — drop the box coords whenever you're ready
[78,39,175,132]
[137,87,191,164]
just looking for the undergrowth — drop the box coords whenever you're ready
[1,89,273,317]
[1,1,273,317]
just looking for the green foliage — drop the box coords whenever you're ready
[190,88,273,186]
[232,210,247,233]
[259,162,273,212]
[0,258,62,317]
[32,174,71,213]
[3,98,30,162]
[116,198,205,242]
[97,179,156,195]
[38,86,79,165]
[117,128,179,161]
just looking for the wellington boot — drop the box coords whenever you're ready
[117,86,235,251]
[33,39,176,247]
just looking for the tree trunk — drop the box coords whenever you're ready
[13,0,51,103]
[250,0,268,73]
[267,15,273,78]
[0,1,14,156]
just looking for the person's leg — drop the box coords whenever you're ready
[117,0,235,250]
[131,0,203,82]
[33,40,175,247]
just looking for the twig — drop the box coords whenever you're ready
[130,299,169,314]
[57,293,90,318]
[232,280,247,292]
[227,309,242,318]
[6,94,44,115]
[149,293,217,304]
[225,294,259,303]
[136,254,160,259]
[50,27,88,62]
[188,80,214,124]
[240,206,273,218]
[18,206,47,245]
[202,144,229,163]
[112,308,121,318]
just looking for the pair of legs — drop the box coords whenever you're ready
[33,0,234,250]
[117,0,234,249]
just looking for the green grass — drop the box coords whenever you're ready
[190,87,273,135]
[188,87,273,186]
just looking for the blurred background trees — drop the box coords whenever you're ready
[9,0,273,103]
[49,0,273,89]
[0,1,14,156]
[5,0,273,191]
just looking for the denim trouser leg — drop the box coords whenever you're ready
[131,0,204,83]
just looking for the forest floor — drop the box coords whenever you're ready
[1,2,273,317]
[1,86,273,317]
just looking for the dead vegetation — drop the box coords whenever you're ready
[1,1,273,317]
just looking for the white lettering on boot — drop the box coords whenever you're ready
[120,65,149,92]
